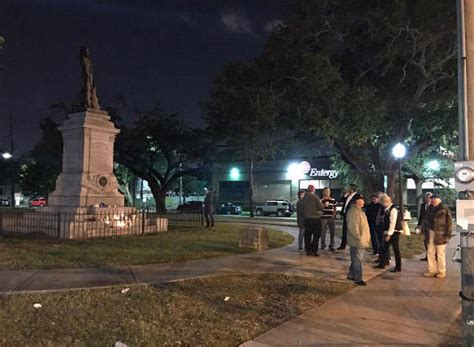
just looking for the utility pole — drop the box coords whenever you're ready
[179,162,183,206]
[9,114,15,207]
[456,1,474,345]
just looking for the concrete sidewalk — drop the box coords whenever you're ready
[0,225,462,345]
[0,226,379,293]
[242,235,462,346]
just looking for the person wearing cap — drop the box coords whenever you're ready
[417,192,433,261]
[422,194,453,279]
[346,195,371,286]
[338,184,361,250]
[301,184,324,256]
[375,194,402,272]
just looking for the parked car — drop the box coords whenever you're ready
[216,202,242,215]
[255,200,293,217]
[0,198,10,207]
[177,201,203,213]
[30,198,47,207]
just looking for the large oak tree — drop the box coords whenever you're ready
[206,0,457,199]
[116,107,212,212]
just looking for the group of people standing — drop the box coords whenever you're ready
[296,185,338,257]
[296,184,363,258]
[296,184,453,286]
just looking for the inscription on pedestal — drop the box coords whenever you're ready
[90,142,111,173]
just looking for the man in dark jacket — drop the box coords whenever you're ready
[204,189,215,230]
[365,193,382,255]
[422,194,453,279]
[301,184,324,256]
[296,190,306,251]
[417,192,432,261]
[338,184,361,250]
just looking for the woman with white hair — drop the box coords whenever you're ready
[375,194,402,272]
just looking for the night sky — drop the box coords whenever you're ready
[0,0,292,154]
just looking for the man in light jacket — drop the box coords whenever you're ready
[347,195,371,286]
[338,184,361,250]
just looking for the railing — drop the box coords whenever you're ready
[0,208,204,239]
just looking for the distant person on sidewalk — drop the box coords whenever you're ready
[301,184,324,256]
[375,194,402,272]
[423,194,453,279]
[347,195,371,286]
[296,190,306,251]
[204,189,215,230]
[320,187,337,252]
[365,193,382,256]
[417,192,432,261]
[338,184,361,250]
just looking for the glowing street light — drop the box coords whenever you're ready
[1,152,12,160]
[229,167,240,180]
[392,143,407,159]
[286,162,303,181]
[392,143,407,208]
[427,159,441,171]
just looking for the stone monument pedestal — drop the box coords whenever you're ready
[48,108,124,208]
[41,108,168,239]
[18,48,169,239]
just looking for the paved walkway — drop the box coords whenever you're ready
[0,225,376,293]
[241,233,462,346]
[0,224,462,345]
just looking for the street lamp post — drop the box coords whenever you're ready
[1,151,14,207]
[392,143,407,209]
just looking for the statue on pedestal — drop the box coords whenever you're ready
[80,47,101,110]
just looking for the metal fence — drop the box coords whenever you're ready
[0,208,204,239]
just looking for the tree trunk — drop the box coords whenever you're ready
[131,175,137,207]
[122,184,133,207]
[386,172,397,199]
[358,171,385,196]
[249,158,255,218]
[415,178,424,217]
[148,179,167,213]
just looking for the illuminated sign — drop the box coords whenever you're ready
[299,161,339,179]
[308,168,339,179]
[299,161,311,174]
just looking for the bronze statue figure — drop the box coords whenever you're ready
[80,47,101,110]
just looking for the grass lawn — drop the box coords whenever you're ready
[0,273,353,346]
[399,233,426,259]
[0,224,293,270]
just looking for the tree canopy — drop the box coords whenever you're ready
[18,117,62,198]
[116,106,212,211]
[205,0,457,197]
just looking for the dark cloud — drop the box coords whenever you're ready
[221,11,253,34]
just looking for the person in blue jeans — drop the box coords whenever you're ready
[320,187,337,251]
